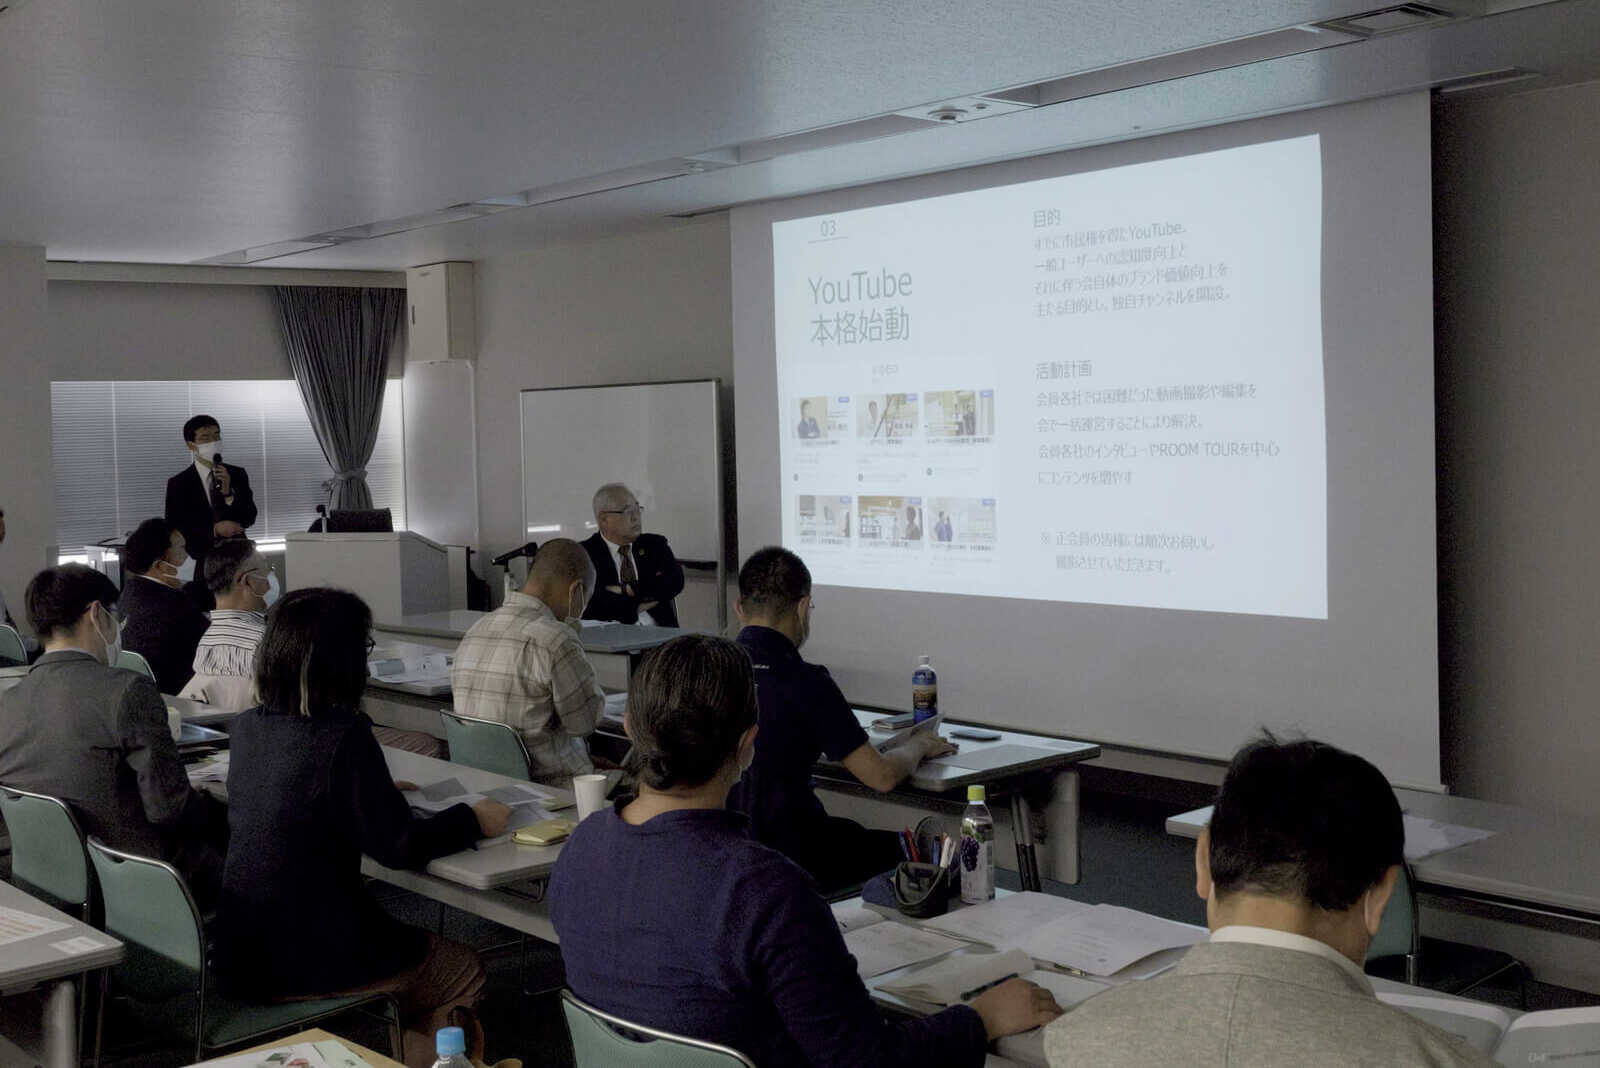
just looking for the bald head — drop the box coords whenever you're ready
[522,537,596,618]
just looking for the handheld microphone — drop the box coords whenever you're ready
[211,452,224,491]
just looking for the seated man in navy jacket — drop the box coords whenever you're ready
[580,483,684,628]
[118,516,211,694]
[729,546,955,893]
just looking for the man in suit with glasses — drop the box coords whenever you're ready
[580,483,684,628]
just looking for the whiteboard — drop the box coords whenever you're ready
[520,380,722,564]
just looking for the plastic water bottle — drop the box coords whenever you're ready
[431,1026,472,1068]
[912,655,938,724]
[959,785,995,903]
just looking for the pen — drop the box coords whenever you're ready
[903,827,919,862]
[898,832,912,861]
[960,972,1019,1001]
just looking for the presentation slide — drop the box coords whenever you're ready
[773,135,1327,619]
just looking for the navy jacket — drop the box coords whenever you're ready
[550,804,988,1068]
[118,575,210,694]
[580,531,684,627]
[164,462,257,570]
[728,626,871,861]
[216,707,479,996]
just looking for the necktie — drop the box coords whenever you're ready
[207,465,226,516]
[619,545,638,594]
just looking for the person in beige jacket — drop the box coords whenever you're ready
[1044,735,1496,1068]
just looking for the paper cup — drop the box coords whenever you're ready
[573,773,609,822]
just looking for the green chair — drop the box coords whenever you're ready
[1366,860,1526,1004]
[440,710,533,780]
[0,785,93,920]
[87,837,402,1063]
[0,786,101,1062]
[560,989,758,1068]
[114,649,156,682]
[0,623,26,663]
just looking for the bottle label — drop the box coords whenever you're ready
[912,683,937,711]
[960,838,993,902]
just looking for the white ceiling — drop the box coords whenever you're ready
[3,0,1597,268]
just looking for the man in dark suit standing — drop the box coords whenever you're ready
[164,415,257,598]
[580,483,684,627]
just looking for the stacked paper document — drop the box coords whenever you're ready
[367,651,452,684]
[405,777,561,835]
[187,1037,372,1068]
[923,893,1206,978]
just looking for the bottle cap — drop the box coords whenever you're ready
[967,785,986,802]
[918,655,931,665]
[436,1026,466,1057]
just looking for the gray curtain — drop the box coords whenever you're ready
[271,286,404,512]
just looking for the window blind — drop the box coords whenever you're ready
[50,379,406,551]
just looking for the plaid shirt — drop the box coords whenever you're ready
[450,592,605,784]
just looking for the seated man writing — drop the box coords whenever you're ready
[1043,734,1495,1068]
[0,564,228,905]
[451,538,606,787]
[729,546,954,892]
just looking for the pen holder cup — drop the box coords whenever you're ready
[894,861,956,919]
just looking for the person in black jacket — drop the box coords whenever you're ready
[217,588,510,1068]
[580,482,684,627]
[117,517,210,694]
[164,415,257,607]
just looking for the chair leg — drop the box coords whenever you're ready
[91,971,107,1068]
[389,996,404,1060]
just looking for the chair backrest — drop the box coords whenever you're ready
[87,837,205,1003]
[0,785,92,917]
[1366,860,1420,963]
[115,649,156,681]
[440,711,533,780]
[0,624,26,663]
[560,990,757,1068]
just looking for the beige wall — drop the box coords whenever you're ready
[1434,81,1600,820]
[471,217,734,573]
[0,247,53,637]
[49,280,405,381]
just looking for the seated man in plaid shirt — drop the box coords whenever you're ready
[451,539,607,787]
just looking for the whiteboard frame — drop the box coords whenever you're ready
[518,378,726,631]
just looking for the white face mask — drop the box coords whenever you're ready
[93,605,122,666]
[565,585,586,633]
[194,440,223,463]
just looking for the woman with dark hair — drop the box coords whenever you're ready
[549,634,1061,1068]
[216,588,510,1068]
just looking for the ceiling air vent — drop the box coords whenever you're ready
[1316,4,1456,37]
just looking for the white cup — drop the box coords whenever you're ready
[166,705,183,743]
[572,773,609,822]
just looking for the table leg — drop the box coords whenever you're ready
[1010,793,1041,892]
[42,978,78,1068]
[1047,769,1082,885]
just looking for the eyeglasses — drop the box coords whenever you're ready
[601,506,643,518]
[365,638,377,656]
